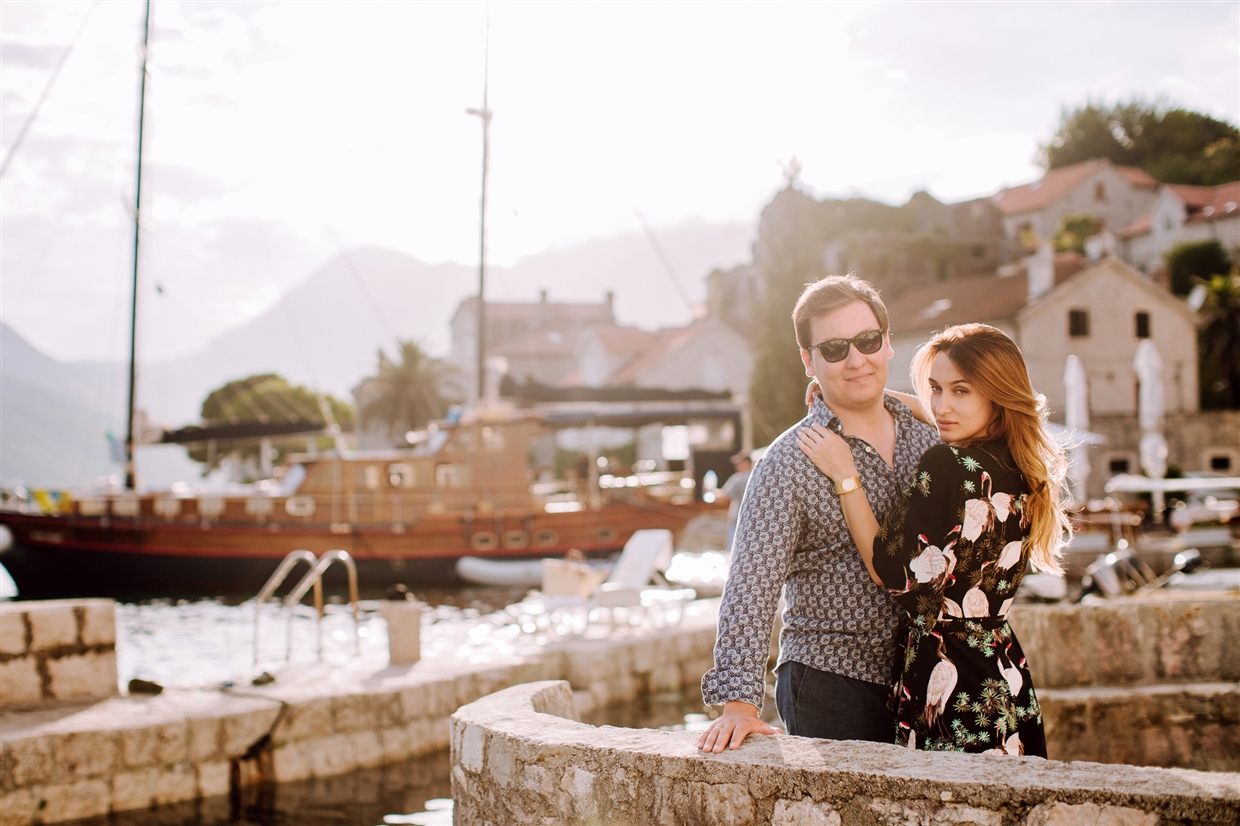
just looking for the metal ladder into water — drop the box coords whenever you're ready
[253,549,360,668]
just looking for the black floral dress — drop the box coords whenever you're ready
[872,440,1047,757]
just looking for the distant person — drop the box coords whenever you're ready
[796,323,1067,755]
[718,449,759,551]
[697,274,939,752]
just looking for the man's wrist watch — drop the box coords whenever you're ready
[834,475,863,496]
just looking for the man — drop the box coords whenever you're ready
[718,448,762,551]
[697,274,939,752]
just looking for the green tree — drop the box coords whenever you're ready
[748,188,830,446]
[189,374,353,473]
[358,340,460,444]
[1040,100,1240,185]
[1053,213,1103,254]
[1165,240,1232,297]
[1198,268,1240,410]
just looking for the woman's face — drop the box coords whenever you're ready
[928,351,995,445]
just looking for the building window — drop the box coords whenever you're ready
[1069,309,1090,338]
[1210,455,1233,472]
[1095,182,1106,201]
[1135,312,1151,339]
[1108,457,1130,474]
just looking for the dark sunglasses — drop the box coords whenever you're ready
[810,328,886,363]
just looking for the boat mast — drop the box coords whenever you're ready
[466,13,491,403]
[124,0,151,490]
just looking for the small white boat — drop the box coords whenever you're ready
[455,557,548,587]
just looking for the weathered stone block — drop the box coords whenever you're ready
[152,763,197,805]
[560,768,597,822]
[772,797,840,826]
[35,778,110,823]
[397,683,428,721]
[110,768,153,812]
[0,613,26,656]
[332,692,378,733]
[425,716,450,751]
[52,729,119,780]
[378,722,411,760]
[349,730,383,769]
[27,606,77,651]
[220,707,279,756]
[460,724,485,772]
[0,658,43,706]
[425,678,459,718]
[79,601,116,647]
[486,735,515,788]
[699,782,754,826]
[47,651,118,701]
[120,721,188,768]
[271,743,310,783]
[280,696,334,741]
[1024,801,1159,826]
[197,761,231,798]
[302,733,355,777]
[187,715,222,762]
[6,736,52,787]
[0,788,36,826]
[870,798,1002,825]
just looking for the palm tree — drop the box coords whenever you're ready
[357,341,461,444]
[1199,268,1240,409]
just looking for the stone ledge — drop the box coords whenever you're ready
[450,680,1240,826]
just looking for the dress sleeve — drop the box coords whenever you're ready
[872,444,965,592]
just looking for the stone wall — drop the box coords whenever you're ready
[0,601,719,825]
[450,680,1240,826]
[0,600,118,707]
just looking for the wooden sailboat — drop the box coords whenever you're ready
[0,7,722,598]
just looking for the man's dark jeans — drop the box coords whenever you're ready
[775,661,894,743]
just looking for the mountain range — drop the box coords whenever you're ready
[1,219,754,487]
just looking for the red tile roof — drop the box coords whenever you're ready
[1185,181,1240,224]
[454,296,614,323]
[606,326,699,385]
[992,158,1157,216]
[886,253,1087,335]
[1118,213,1152,238]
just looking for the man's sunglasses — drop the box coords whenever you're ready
[810,328,886,363]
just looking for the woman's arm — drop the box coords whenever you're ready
[795,424,883,586]
[804,380,931,427]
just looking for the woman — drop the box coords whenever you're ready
[797,323,1069,756]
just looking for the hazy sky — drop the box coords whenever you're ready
[2,1,1237,363]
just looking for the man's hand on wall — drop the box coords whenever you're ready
[695,701,780,753]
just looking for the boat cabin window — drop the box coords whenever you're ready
[1108,457,1130,474]
[436,463,471,488]
[388,463,414,488]
[364,465,382,491]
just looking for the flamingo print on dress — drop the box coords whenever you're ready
[924,632,958,729]
[984,732,1024,756]
[962,561,992,618]
[908,534,958,586]
[996,540,1023,570]
[961,472,1015,542]
[997,642,1023,698]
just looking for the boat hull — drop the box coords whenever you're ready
[0,502,706,599]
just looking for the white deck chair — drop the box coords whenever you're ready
[591,529,693,628]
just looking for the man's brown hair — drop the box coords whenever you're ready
[791,273,890,350]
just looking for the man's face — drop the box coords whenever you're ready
[799,300,894,412]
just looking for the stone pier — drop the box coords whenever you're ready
[450,680,1240,826]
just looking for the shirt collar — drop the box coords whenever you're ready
[810,393,921,437]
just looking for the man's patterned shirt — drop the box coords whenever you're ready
[701,395,940,708]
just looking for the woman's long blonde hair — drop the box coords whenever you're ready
[911,324,1069,575]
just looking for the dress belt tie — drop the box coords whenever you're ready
[934,615,1010,630]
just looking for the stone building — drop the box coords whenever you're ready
[1119,180,1240,273]
[449,291,616,397]
[884,253,1230,496]
[993,158,1160,245]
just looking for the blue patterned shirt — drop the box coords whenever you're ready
[701,395,940,708]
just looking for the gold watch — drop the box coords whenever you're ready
[834,475,862,496]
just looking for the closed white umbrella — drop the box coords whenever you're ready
[1133,339,1169,521]
[1063,355,1091,505]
